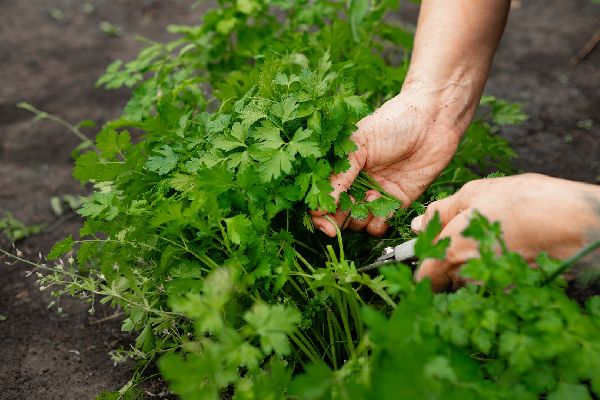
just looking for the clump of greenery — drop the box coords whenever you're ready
[288,214,600,399]
[0,212,43,242]
[25,0,600,399]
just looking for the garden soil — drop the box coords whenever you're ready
[0,0,598,398]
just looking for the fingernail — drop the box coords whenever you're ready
[411,215,423,231]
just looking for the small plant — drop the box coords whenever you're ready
[0,212,44,242]
[100,21,122,38]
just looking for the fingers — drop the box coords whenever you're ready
[376,176,413,208]
[411,193,463,233]
[414,211,479,292]
[310,190,390,237]
[311,208,350,237]
[346,191,389,236]
[347,214,372,231]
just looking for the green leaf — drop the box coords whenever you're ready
[548,383,591,400]
[77,192,118,220]
[213,136,246,152]
[96,128,131,158]
[78,202,107,218]
[287,128,321,158]
[253,121,284,150]
[158,353,221,400]
[333,137,357,156]
[368,197,401,218]
[338,192,353,211]
[197,166,234,195]
[169,173,200,193]
[257,150,294,181]
[225,215,253,245]
[271,97,298,123]
[304,160,335,212]
[47,235,74,260]
[240,102,267,126]
[288,363,333,399]
[0,213,44,242]
[237,0,259,14]
[73,151,122,183]
[414,212,450,259]
[145,145,178,175]
[216,17,237,34]
[424,356,457,382]
[349,0,369,42]
[135,323,155,353]
[343,95,368,116]
[481,95,528,126]
[244,303,300,355]
[228,342,262,371]
[381,264,414,295]
[207,114,231,134]
[350,203,369,221]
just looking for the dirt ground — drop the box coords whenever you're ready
[0,0,598,399]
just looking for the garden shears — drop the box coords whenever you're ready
[358,238,417,272]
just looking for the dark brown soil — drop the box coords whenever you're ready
[0,0,598,398]
[487,0,600,182]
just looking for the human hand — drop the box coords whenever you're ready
[411,173,600,292]
[310,90,465,237]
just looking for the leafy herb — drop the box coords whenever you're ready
[20,1,596,400]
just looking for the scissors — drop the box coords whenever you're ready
[358,238,417,272]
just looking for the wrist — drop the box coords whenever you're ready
[396,76,478,140]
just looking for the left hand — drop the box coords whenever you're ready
[310,91,464,237]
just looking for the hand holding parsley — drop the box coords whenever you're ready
[412,173,600,291]
[310,91,463,237]
[311,0,513,237]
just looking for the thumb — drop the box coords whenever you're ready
[414,211,478,292]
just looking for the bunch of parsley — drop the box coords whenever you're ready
[42,0,596,398]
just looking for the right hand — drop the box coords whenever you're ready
[310,90,465,237]
[412,173,600,292]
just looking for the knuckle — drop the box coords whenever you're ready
[460,180,479,194]
[424,201,441,219]
[445,246,463,264]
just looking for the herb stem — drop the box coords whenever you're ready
[544,239,600,284]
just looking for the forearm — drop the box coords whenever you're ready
[402,0,511,133]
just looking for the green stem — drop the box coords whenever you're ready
[289,332,321,364]
[17,102,96,150]
[544,240,600,284]
[0,248,180,318]
[333,292,356,356]
[326,311,338,370]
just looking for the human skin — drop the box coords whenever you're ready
[310,0,511,237]
[411,174,600,292]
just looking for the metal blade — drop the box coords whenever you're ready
[358,239,417,272]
